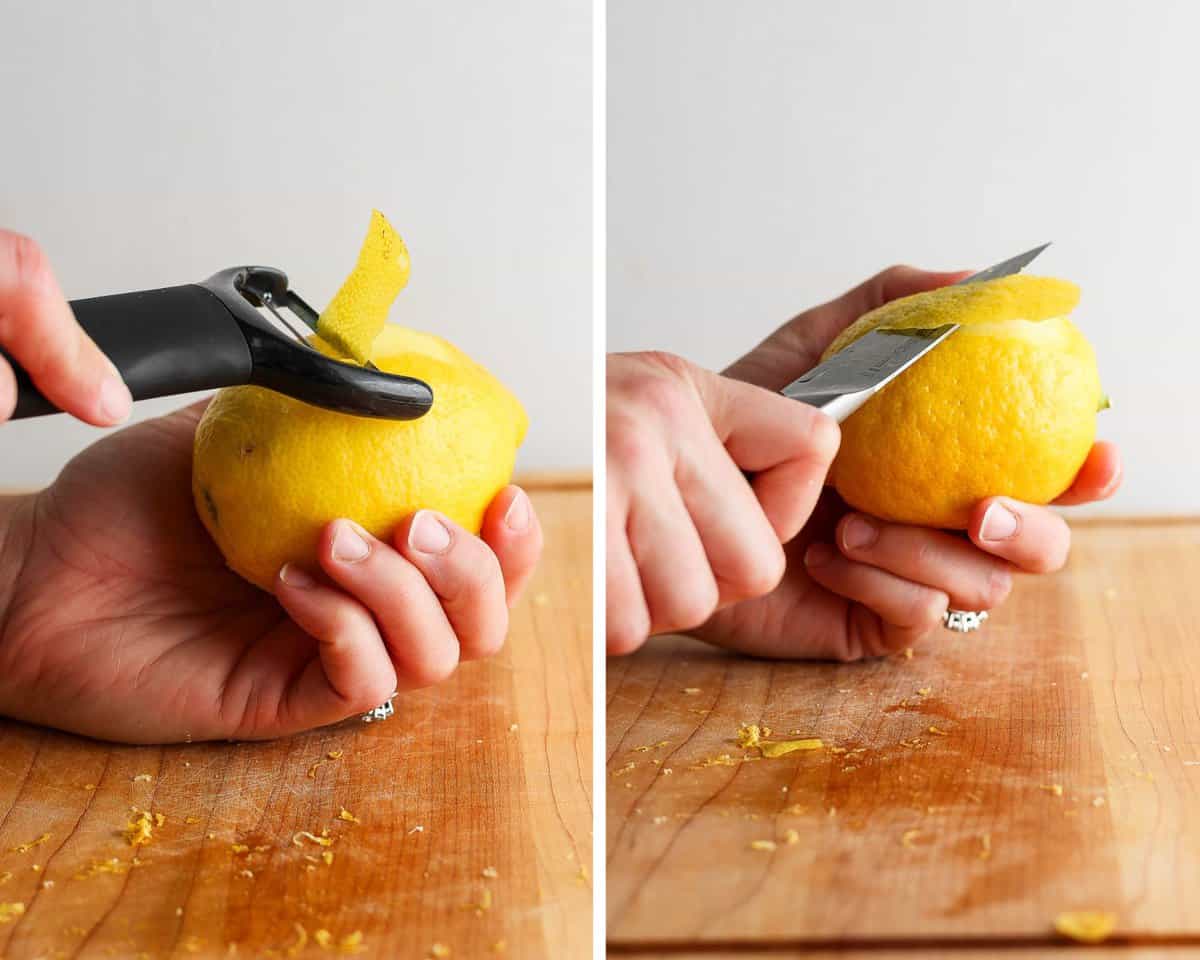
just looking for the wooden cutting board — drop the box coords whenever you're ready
[607,519,1200,955]
[0,478,592,960]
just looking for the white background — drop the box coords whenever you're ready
[1,0,591,488]
[609,0,1200,516]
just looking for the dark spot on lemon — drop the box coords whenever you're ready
[202,487,219,528]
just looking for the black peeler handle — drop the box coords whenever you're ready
[6,284,253,419]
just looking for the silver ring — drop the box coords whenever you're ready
[942,609,989,633]
[361,690,399,723]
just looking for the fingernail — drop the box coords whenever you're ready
[98,375,132,423]
[842,515,878,551]
[504,489,531,532]
[331,521,371,563]
[408,510,452,555]
[279,563,316,588]
[805,542,835,568]
[980,501,1020,542]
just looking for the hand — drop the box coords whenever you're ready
[0,403,542,743]
[606,351,841,654]
[0,229,132,424]
[693,266,1122,660]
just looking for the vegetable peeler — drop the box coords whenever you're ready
[780,243,1050,422]
[5,266,434,420]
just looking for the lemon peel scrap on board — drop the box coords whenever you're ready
[0,902,25,924]
[125,810,164,847]
[292,830,333,848]
[737,724,823,758]
[9,833,50,854]
[317,209,411,364]
[1054,910,1118,944]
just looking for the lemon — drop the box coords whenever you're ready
[191,213,526,590]
[822,275,1103,529]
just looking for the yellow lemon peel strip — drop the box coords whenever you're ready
[317,209,411,364]
[737,724,823,758]
[1054,910,1118,944]
[10,833,50,854]
[823,275,1081,359]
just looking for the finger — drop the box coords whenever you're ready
[673,408,786,602]
[0,356,16,421]
[691,367,841,541]
[318,519,460,689]
[479,485,544,606]
[836,513,1013,611]
[625,447,719,634]
[804,541,949,648]
[0,230,132,425]
[393,509,509,661]
[606,480,651,655]
[968,497,1071,574]
[273,564,399,726]
[1053,441,1122,505]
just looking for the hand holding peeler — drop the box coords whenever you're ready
[780,244,1050,422]
[5,266,433,421]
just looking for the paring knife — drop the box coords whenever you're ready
[779,243,1050,422]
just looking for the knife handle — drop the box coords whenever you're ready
[5,284,254,419]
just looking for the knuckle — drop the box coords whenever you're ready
[728,544,786,600]
[628,369,694,425]
[405,648,459,689]
[904,588,946,629]
[1027,537,1070,574]
[607,608,650,655]
[349,675,398,713]
[913,537,940,570]
[981,567,1013,608]
[607,415,655,470]
[327,606,367,646]
[655,578,719,633]
[878,264,913,285]
[449,542,501,605]
[805,412,841,463]
[639,349,694,381]
[466,599,509,660]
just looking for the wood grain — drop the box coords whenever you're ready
[0,484,592,960]
[607,520,1200,950]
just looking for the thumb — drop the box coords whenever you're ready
[0,230,132,425]
[691,365,841,542]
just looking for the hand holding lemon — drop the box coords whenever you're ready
[0,216,540,743]
[609,264,1120,658]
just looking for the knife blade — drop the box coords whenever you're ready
[780,243,1050,422]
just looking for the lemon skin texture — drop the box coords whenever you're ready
[822,275,1102,529]
[192,326,528,590]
